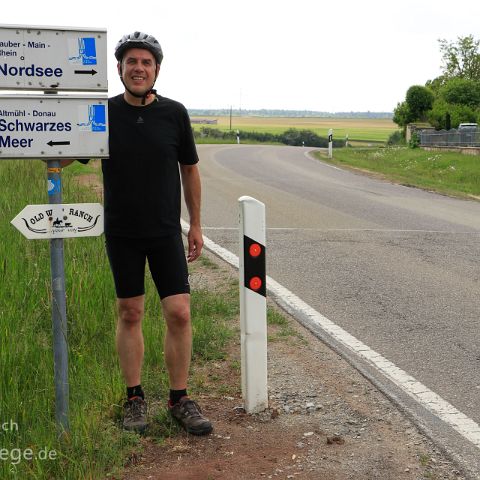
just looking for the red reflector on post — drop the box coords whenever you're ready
[249,276,262,291]
[249,243,262,258]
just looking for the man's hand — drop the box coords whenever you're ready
[180,163,203,262]
[187,224,204,262]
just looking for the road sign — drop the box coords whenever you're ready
[11,202,104,239]
[0,94,108,159]
[0,24,107,91]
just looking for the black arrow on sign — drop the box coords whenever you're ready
[47,141,70,147]
[74,69,98,75]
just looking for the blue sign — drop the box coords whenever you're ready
[80,38,97,65]
[90,105,106,132]
[48,178,61,196]
[77,104,106,132]
[69,37,97,66]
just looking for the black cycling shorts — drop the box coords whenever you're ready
[105,233,190,299]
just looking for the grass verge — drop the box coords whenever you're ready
[0,160,238,479]
[312,147,480,199]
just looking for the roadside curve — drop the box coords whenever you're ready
[183,218,480,479]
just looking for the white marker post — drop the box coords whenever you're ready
[328,128,333,158]
[239,196,268,413]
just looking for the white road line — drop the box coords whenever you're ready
[201,226,480,235]
[304,149,343,170]
[182,218,480,450]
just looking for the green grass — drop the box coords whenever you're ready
[267,307,305,343]
[0,160,238,479]
[313,147,480,198]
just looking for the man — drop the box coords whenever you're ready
[103,31,212,435]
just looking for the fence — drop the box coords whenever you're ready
[419,128,480,147]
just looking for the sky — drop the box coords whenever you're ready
[1,0,480,113]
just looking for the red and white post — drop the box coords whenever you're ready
[239,196,268,413]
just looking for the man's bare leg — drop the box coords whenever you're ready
[162,293,192,390]
[116,295,148,432]
[162,293,212,435]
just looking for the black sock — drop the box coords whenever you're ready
[127,385,144,400]
[169,389,187,405]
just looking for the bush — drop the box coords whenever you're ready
[196,127,236,140]
[386,131,405,145]
[428,99,477,129]
[439,78,480,108]
[409,132,420,148]
[194,126,342,148]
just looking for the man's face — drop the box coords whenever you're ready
[119,48,159,96]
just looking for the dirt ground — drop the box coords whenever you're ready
[116,252,465,480]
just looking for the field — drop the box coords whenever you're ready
[191,116,398,144]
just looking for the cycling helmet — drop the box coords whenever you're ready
[114,31,163,65]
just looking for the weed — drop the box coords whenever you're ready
[0,160,240,478]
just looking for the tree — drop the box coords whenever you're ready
[427,99,476,129]
[439,77,480,107]
[438,35,480,81]
[405,85,434,121]
[425,75,447,94]
[393,101,414,127]
[393,35,480,134]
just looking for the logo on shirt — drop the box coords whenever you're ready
[136,116,144,124]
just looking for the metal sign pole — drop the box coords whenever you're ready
[47,160,69,436]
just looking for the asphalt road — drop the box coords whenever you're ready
[190,144,480,428]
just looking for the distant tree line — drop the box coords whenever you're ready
[188,109,393,119]
[393,35,480,131]
[194,127,345,148]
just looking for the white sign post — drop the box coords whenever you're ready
[0,25,107,91]
[1,24,108,436]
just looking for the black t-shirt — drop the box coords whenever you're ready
[102,94,199,237]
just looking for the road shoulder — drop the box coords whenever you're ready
[121,250,465,480]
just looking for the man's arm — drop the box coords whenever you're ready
[180,163,203,262]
